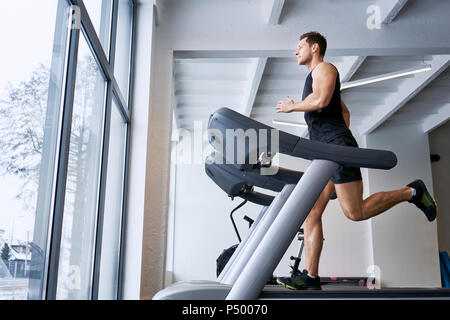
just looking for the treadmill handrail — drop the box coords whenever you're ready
[291,138,397,170]
[208,107,397,170]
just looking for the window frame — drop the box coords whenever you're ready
[43,0,135,300]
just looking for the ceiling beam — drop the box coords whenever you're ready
[242,58,268,116]
[423,103,450,133]
[381,0,408,24]
[340,56,367,83]
[264,0,285,25]
[162,0,450,55]
[358,55,450,135]
[174,47,450,59]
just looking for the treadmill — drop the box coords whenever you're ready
[154,107,450,300]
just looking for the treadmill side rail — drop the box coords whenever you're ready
[226,160,339,300]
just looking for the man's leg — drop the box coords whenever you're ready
[335,180,413,221]
[303,180,335,276]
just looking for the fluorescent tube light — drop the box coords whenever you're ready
[272,119,308,128]
[341,65,431,90]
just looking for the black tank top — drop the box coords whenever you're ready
[303,64,352,143]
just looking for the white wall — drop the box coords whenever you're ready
[365,123,441,287]
[155,0,450,55]
[428,120,450,254]
[122,2,155,300]
[172,162,261,281]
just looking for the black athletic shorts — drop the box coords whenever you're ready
[327,134,363,184]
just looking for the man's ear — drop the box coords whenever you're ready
[312,43,318,54]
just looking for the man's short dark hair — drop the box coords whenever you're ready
[300,31,327,57]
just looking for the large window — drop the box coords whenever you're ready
[0,0,64,300]
[97,97,127,300]
[83,0,113,54]
[0,0,135,300]
[114,0,133,103]
[56,34,107,300]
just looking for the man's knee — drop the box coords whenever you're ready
[343,208,364,222]
[336,182,364,222]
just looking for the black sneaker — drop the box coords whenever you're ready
[276,270,321,290]
[407,179,438,222]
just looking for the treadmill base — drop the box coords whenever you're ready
[153,281,450,300]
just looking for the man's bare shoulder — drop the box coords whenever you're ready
[312,62,337,79]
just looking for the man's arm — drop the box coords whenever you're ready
[276,63,337,113]
[341,99,350,127]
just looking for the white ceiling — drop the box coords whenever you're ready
[170,0,450,137]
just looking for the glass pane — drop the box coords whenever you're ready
[56,34,107,300]
[98,99,126,300]
[114,0,133,102]
[83,0,113,58]
[0,0,65,300]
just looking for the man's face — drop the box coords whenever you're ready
[295,38,312,65]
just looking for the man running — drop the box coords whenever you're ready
[274,31,438,290]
